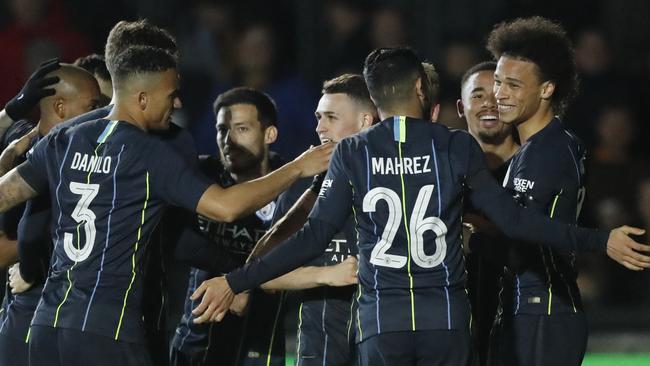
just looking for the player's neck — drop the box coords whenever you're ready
[107,104,147,131]
[38,116,59,136]
[478,135,519,170]
[516,105,554,143]
[378,102,424,121]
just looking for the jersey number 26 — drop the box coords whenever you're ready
[363,185,447,269]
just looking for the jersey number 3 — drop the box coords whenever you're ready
[63,182,99,262]
[363,185,447,269]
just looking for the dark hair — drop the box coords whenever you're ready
[487,16,577,115]
[363,47,425,109]
[421,62,440,104]
[74,54,111,81]
[460,61,497,91]
[110,46,177,85]
[213,87,278,129]
[105,20,177,75]
[322,73,374,110]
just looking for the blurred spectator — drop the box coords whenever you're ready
[584,104,645,229]
[174,1,237,131]
[177,0,236,83]
[190,24,318,159]
[438,41,480,102]
[564,29,641,151]
[636,177,650,243]
[369,6,409,49]
[318,0,370,78]
[0,0,90,105]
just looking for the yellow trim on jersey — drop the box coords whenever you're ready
[296,302,303,362]
[52,120,118,329]
[398,140,416,330]
[54,226,82,327]
[350,200,364,341]
[356,283,363,341]
[115,172,150,340]
[265,291,286,366]
[546,194,561,315]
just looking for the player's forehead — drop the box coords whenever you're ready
[463,71,494,96]
[495,56,541,81]
[216,103,260,125]
[316,93,355,114]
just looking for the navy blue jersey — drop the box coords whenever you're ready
[500,118,585,316]
[273,178,357,364]
[1,108,112,346]
[226,116,608,344]
[16,118,211,343]
[173,156,284,364]
[0,121,45,346]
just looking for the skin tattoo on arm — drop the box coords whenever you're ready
[0,169,38,213]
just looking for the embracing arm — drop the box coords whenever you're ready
[196,143,333,223]
[0,168,38,214]
[261,256,358,291]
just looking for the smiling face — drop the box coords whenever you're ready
[460,70,512,143]
[494,56,548,125]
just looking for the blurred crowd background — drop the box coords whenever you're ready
[1,0,648,352]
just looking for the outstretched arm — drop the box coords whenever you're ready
[247,186,318,261]
[196,143,333,223]
[261,256,358,291]
[468,168,650,269]
[190,143,353,323]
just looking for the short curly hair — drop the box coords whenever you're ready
[110,45,177,86]
[487,16,578,116]
[105,20,177,76]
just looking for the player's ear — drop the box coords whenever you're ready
[359,111,372,129]
[540,81,555,100]
[456,99,464,118]
[53,97,65,119]
[264,125,278,144]
[415,77,425,100]
[431,103,441,122]
[138,92,147,110]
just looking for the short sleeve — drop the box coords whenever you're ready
[16,135,51,193]
[147,139,212,212]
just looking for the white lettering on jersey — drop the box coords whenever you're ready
[513,178,535,193]
[319,179,333,197]
[371,155,432,175]
[70,152,112,174]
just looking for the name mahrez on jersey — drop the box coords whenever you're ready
[371,155,431,175]
[70,152,112,174]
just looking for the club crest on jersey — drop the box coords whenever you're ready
[256,201,276,222]
[513,178,535,193]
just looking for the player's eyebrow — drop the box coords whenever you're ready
[470,86,486,94]
[503,77,523,85]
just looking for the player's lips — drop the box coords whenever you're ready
[319,137,333,144]
[497,104,515,113]
[478,113,499,128]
